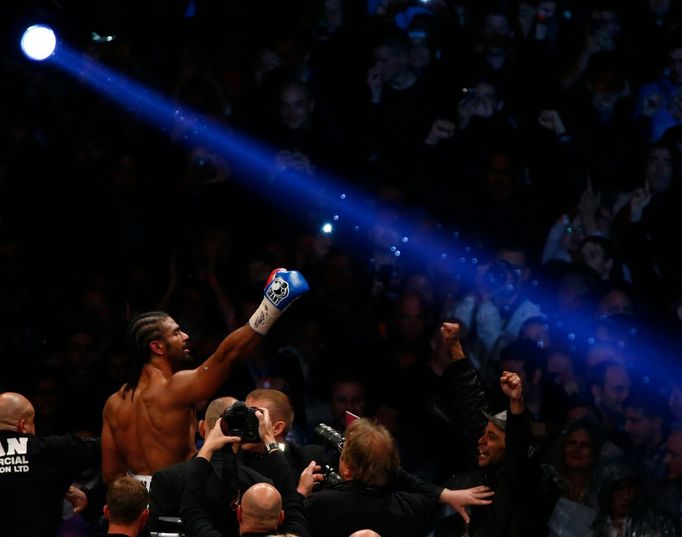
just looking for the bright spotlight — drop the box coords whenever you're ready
[20,24,57,61]
[321,223,333,234]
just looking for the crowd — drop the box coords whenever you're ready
[1,0,682,536]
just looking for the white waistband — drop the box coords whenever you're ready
[127,471,152,490]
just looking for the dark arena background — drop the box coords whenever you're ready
[1,0,682,536]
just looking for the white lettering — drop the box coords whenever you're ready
[0,456,29,465]
[6,437,28,455]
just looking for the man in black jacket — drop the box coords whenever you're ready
[302,417,439,537]
[180,408,310,537]
[0,391,101,537]
[435,323,555,537]
[149,396,272,534]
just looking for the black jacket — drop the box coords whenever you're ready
[304,478,439,537]
[0,431,100,537]
[180,449,310,537]
[149,448,272,534]
[435,359,552,537]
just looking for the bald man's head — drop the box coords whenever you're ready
[198,396,239,440]
[0,392,36,434]
[237,483,283,533]
[205,397,239,429]
[350,531,382,537]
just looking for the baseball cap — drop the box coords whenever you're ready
[482,410,508,431]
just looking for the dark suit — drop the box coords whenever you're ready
[238,441,331,478]
[304,479,439,537]
[181,449,310,537]
[149,449,271,535]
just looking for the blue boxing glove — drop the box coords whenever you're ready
[249,268,309,335]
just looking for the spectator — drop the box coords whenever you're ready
[623,391,671,481]
[546,418,604,537]
[446,244,544,361]
[104,476,149,537]
[366,27,438,183]
[435,323,556,536]
[659,429,682,534]
[589,361,631,438]
[0,392,100,537]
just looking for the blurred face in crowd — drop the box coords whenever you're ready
[664,430,682,480]
[521,321,551,349]
[396,292,428,343]
[594,364,631,415]
[624,407,661,449]
[373,46,408,84]
[477,422,506,467]
[485,152,518,202]
[331,382,366,424]
[609,478,637,519]
[598,290,634,317]
[279,84,314,130]
[481,13,512,52]
[645,146,674,194]
[564,428,596,471]
[581,241,612,280]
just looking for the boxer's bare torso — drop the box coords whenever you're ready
[102,319,261,483]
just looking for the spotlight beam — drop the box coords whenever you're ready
[28,34,681,382]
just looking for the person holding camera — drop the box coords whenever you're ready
[300,415,493,537]
[238,389,330,479]
[444,244,544,373]
[148,397,274,535]
[101,268,309,486]
[180,407,310,537]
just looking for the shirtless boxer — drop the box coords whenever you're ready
[101,268,309,484]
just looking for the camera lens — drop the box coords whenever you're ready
[314,423,345,452]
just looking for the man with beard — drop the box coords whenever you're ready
[101,269,309,486]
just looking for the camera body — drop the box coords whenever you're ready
[220,401,261,443]
[314,423,344,486]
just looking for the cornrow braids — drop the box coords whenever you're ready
[124,311,170,395]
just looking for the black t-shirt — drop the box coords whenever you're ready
[0,431,101,537]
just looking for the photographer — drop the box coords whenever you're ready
[180,407,310,537]
[239,389,331,479]
[444,244,544,372]
[301,417,492,537]
[149,397,273,535]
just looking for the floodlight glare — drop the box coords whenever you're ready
[21,24,57,61]
[321,223,333,234]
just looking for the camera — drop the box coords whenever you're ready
[314,423,344,486]
[220,401,261,443]
[483,260,522,296]
[314,423,345,453]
